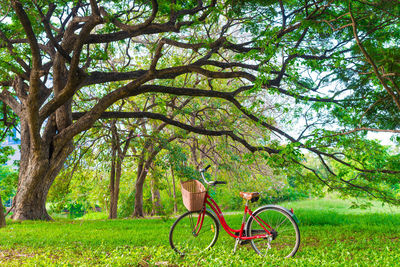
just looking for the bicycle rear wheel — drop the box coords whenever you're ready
[246,206,300,258]
[169,210,219,256]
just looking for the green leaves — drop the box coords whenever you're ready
[0,146,15,166]
[0,165,18,203]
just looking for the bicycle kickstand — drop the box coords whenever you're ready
[233,238,240,254]
[233,200,249,254]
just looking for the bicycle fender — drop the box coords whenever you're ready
[252,205,300,224]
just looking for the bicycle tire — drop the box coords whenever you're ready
[169,210,219,256]
[246,206,300,258]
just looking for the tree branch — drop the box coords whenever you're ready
[100,0,158,32]
[53,73,153,149]
[72,111,280,154]
[12,0,42,151]
[349,1,400,110]
[0,88,22,116]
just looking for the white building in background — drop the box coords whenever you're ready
[1,128,21,166]
[0,129,20,208]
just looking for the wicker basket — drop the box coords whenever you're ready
[181,180,206,211]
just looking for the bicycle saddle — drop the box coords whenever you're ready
[239,192,260,202]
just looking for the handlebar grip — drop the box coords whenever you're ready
[202,165,211,172]
[214,181,227,185]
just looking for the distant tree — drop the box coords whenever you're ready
[107,118,133,219]
[0,196,5,227]
[130,97,188,217]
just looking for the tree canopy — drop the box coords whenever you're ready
[0,0,399,220]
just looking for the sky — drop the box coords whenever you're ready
[367,132,396,147]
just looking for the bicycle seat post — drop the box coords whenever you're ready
[242,199,249,224]
[241,199,249,231]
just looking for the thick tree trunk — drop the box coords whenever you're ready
[133,180,145,217]
[11,58,73,221]
[108,122,129,219]
[133,161,152,218]
[11,119,73,220]
[133,167,147,218]
[0,196,6,228]
[132,138,164,218]
[11,145,72,220]
[109,156,122,219]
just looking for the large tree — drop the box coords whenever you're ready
[0,0,399,220]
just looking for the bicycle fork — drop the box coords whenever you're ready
[190,210,205,237]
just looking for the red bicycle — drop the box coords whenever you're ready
[169,165,300,258]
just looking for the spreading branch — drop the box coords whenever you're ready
[72,111,280,154]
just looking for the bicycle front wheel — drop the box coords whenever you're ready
[246,206,300,258]
[169,210,219,256]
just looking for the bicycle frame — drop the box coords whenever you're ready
[194,191,272,240]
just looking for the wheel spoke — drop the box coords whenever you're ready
[247,207,300,258]
[169,211,219,255]
[274,217,288,230]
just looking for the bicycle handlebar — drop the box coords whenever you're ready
[211,181,227,185]
[199,165,226,186]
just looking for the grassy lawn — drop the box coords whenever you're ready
[0,198,399,266]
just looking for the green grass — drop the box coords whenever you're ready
[1,198,400,266]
